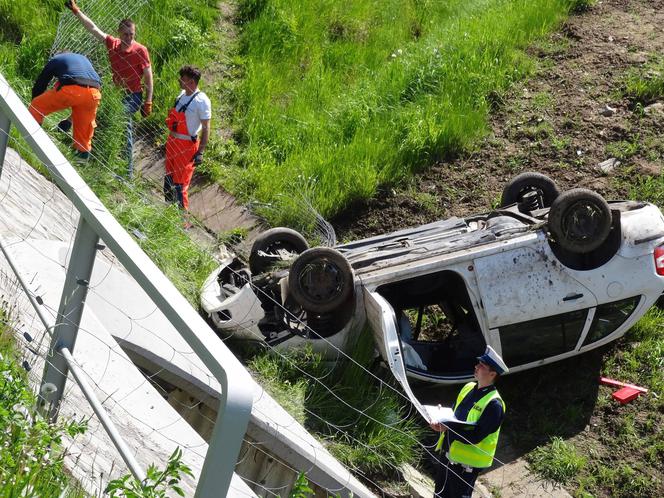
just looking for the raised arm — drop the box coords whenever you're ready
[65,1,107,43]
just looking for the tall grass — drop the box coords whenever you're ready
[231,0,584,224]
[249,330,424,474]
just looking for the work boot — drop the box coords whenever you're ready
[74,150,90,163]
[57,119,72,133]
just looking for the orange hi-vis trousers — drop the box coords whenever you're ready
[164,134,198,210]
[29,85,101,152]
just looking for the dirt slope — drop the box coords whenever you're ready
[333,0,664,242]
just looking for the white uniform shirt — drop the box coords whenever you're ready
[175,90,212,136]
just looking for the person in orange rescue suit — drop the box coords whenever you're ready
[65,0,153,177]
[164,65,211,210]
[430,346,508,498]
[29,52,102,159]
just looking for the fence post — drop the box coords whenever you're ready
[0,110,10,178]
[38,217,100,420]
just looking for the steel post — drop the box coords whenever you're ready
[38,217,99,420]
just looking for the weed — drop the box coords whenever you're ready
[551,135,571,152]
[106,447,194,497]
[622,58,664,104]
[605,135,641,160]
[532,91,554,111]
[289,472,315,498]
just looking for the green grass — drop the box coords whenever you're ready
[528,437,586,484]
[0,314,88,497]
[520,308,664,497]
[249,331,424,475]
[229,0,586,225]
[622,56,664,105]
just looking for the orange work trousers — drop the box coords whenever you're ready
[29,85,101,152]
[164,135,198,210]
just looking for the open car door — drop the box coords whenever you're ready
[363,288,431,421]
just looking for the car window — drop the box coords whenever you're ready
[499,309,587,367]
[582,296,641,347]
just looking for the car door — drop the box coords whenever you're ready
[363,288,431,419]
[474,244,598,329]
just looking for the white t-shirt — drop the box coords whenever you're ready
[175,90,211,136]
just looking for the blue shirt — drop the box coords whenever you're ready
[32,53,101,98]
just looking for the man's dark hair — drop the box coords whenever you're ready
[118,18,135,31]
[179,65,202,84]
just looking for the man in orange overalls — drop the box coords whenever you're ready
[164,66,211,212]
[29,52,102,159]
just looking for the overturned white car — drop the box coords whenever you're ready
[202,172,664,386]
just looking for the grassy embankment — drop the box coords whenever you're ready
[0,0,425,485]
[0,0,222,303]
[228,0,590,227]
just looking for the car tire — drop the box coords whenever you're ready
[249,228,309,275]
[288,247,354,313]
[548,188,612,254]
[501,172,560,210]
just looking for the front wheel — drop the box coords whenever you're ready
[548,188,612,254]
[249,227,309,275]
[288,247,355,313]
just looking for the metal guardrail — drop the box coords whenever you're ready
[0,72,254,497]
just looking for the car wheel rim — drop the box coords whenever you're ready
[296,260,345,304]
[561,200,604,241]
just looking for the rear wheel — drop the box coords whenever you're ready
[501,172,560,211]
[288,247,354,313]
[548,188,612,254]
[249,228,309,275]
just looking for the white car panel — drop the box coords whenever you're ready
[474,240,598,328]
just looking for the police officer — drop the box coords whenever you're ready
[430,346,508,498]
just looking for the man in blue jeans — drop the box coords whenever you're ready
[65,0,153,177]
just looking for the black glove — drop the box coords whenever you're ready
[193,151,203,166]
[65,0,80,14]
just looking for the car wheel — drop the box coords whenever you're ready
[288,247,354,313]
[249,228,309,275]
[501,172,560,210]
[548,188,612,254]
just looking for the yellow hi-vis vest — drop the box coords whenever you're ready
[435,382,505,468]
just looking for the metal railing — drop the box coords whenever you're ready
[0,72,253,497]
